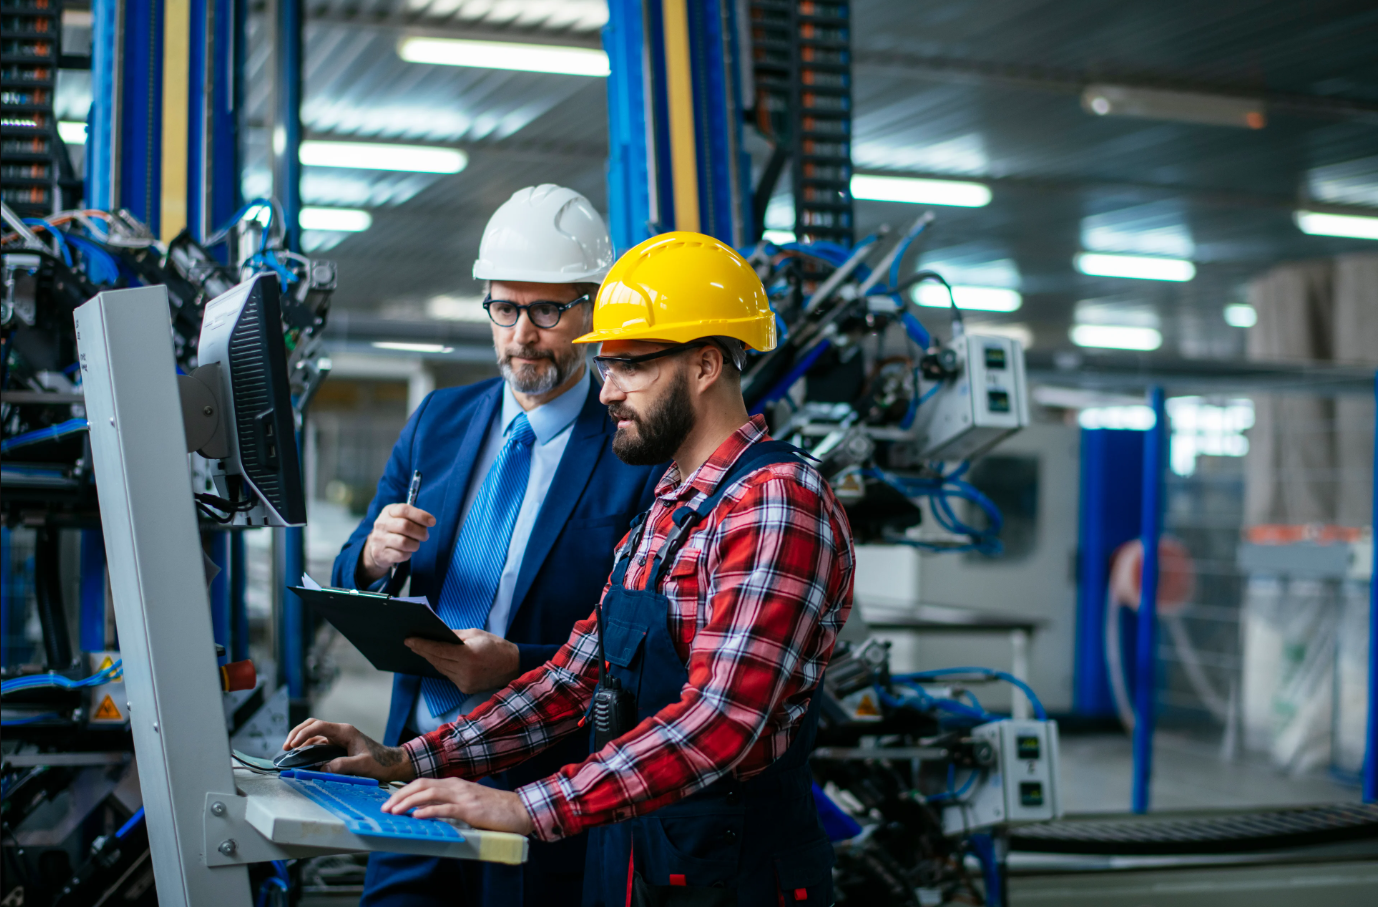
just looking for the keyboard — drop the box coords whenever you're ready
[280,769,467,842]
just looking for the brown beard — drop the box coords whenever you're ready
[609,369,695,466]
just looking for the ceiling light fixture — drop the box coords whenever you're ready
[398,37,611,77]
[299,140,467,173]
[1294,209,1378,241]
[1081,84,1266,129]
[914,283,1022,312]
[1070,324,1163,351]
[299,207,372,232]
[1075,252,1195,282]
[851,174,991,208]
[1223,303,1257,328]
[371,341,454,354]
[57,121,86,144]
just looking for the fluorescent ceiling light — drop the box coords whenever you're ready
[371,341,454,354]
[299,140,467,173]
[1078,405,1157,431]
[1075,252,1195,282]
[57,120,86,144]
[851,174,991,207]
[915,283,1022,312]
[1081,84,1266,129]
[1070,324,1163,351]
[1223,303,1257,328]
[1294,209,1378,240]
[299,207,372,232]
[398,37,610,77]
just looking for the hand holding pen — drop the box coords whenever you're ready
[359,470,435,588]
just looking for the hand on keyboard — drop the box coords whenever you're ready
[382,777,534,836]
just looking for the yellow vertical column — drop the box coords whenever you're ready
[161,0,191,241]
[661,0,699,233]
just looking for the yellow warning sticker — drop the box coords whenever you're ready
[92,695,123,721]
[96,655,122,680]
[853,693,881,718]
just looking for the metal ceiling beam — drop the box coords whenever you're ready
[852,51,1378,124]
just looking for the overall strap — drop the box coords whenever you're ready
[647,440,812,591]
[608,510,650,588]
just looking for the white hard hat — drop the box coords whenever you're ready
[473,184,614,284]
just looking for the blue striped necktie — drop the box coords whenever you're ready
[421,412,536,718]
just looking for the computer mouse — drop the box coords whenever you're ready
[273,743,348,770]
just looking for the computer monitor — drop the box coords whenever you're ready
[195,274,307,526]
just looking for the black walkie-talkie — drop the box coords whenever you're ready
[592,598,636,751]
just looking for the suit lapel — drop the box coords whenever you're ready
[508,382,608,617]
[413,383,502,602]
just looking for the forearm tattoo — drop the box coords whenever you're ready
[365,736,404,767]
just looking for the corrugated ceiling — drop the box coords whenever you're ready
[236,0,1378,356]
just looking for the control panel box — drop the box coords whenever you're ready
[910,334,1029,462]
[942,719,1061,833]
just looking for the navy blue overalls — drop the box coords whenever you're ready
[582,441,835,907]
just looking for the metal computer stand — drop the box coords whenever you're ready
[74,287,526,906]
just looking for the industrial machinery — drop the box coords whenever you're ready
[741,218,1030,554]
[811,637,1061,907]
[2,199,335,907]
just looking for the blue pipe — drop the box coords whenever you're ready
[1132,387,1166,813]
[1365,371,1378,804]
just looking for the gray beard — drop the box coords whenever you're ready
[498,349,584,395]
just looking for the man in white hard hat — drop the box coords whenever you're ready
[329,185,665,907]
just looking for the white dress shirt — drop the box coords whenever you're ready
[411,369,589,732]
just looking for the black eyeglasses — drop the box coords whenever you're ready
[483,294,591,329]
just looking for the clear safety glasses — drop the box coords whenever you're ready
[483,294,590,329]
[593,341,710,393]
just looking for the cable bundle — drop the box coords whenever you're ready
[1,658,123,696]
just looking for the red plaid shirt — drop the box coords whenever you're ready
[403,415,855,841]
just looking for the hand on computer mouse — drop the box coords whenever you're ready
[281,719,416,783]
[273,743,349,770]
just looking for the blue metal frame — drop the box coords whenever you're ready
[119,0,165,231]
[274,0,308,702]
[1074,429,1144,716]
[1132,387,1167,813]
[88,0,120,210]
[274,0,304,252]
[79,530,108,652]
[208,532,230,654]
[230,531,249,662]
[603,0,652,253]
[1365,372,1378,803]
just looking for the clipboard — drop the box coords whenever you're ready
[291,585,458,679]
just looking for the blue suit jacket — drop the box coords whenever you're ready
[333,377,662,743]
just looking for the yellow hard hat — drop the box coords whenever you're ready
[572,231,776,351]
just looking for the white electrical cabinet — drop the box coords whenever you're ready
[910,334,1030,462]
[942,719,1061,834]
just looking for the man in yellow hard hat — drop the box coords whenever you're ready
[286,232,857,906]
